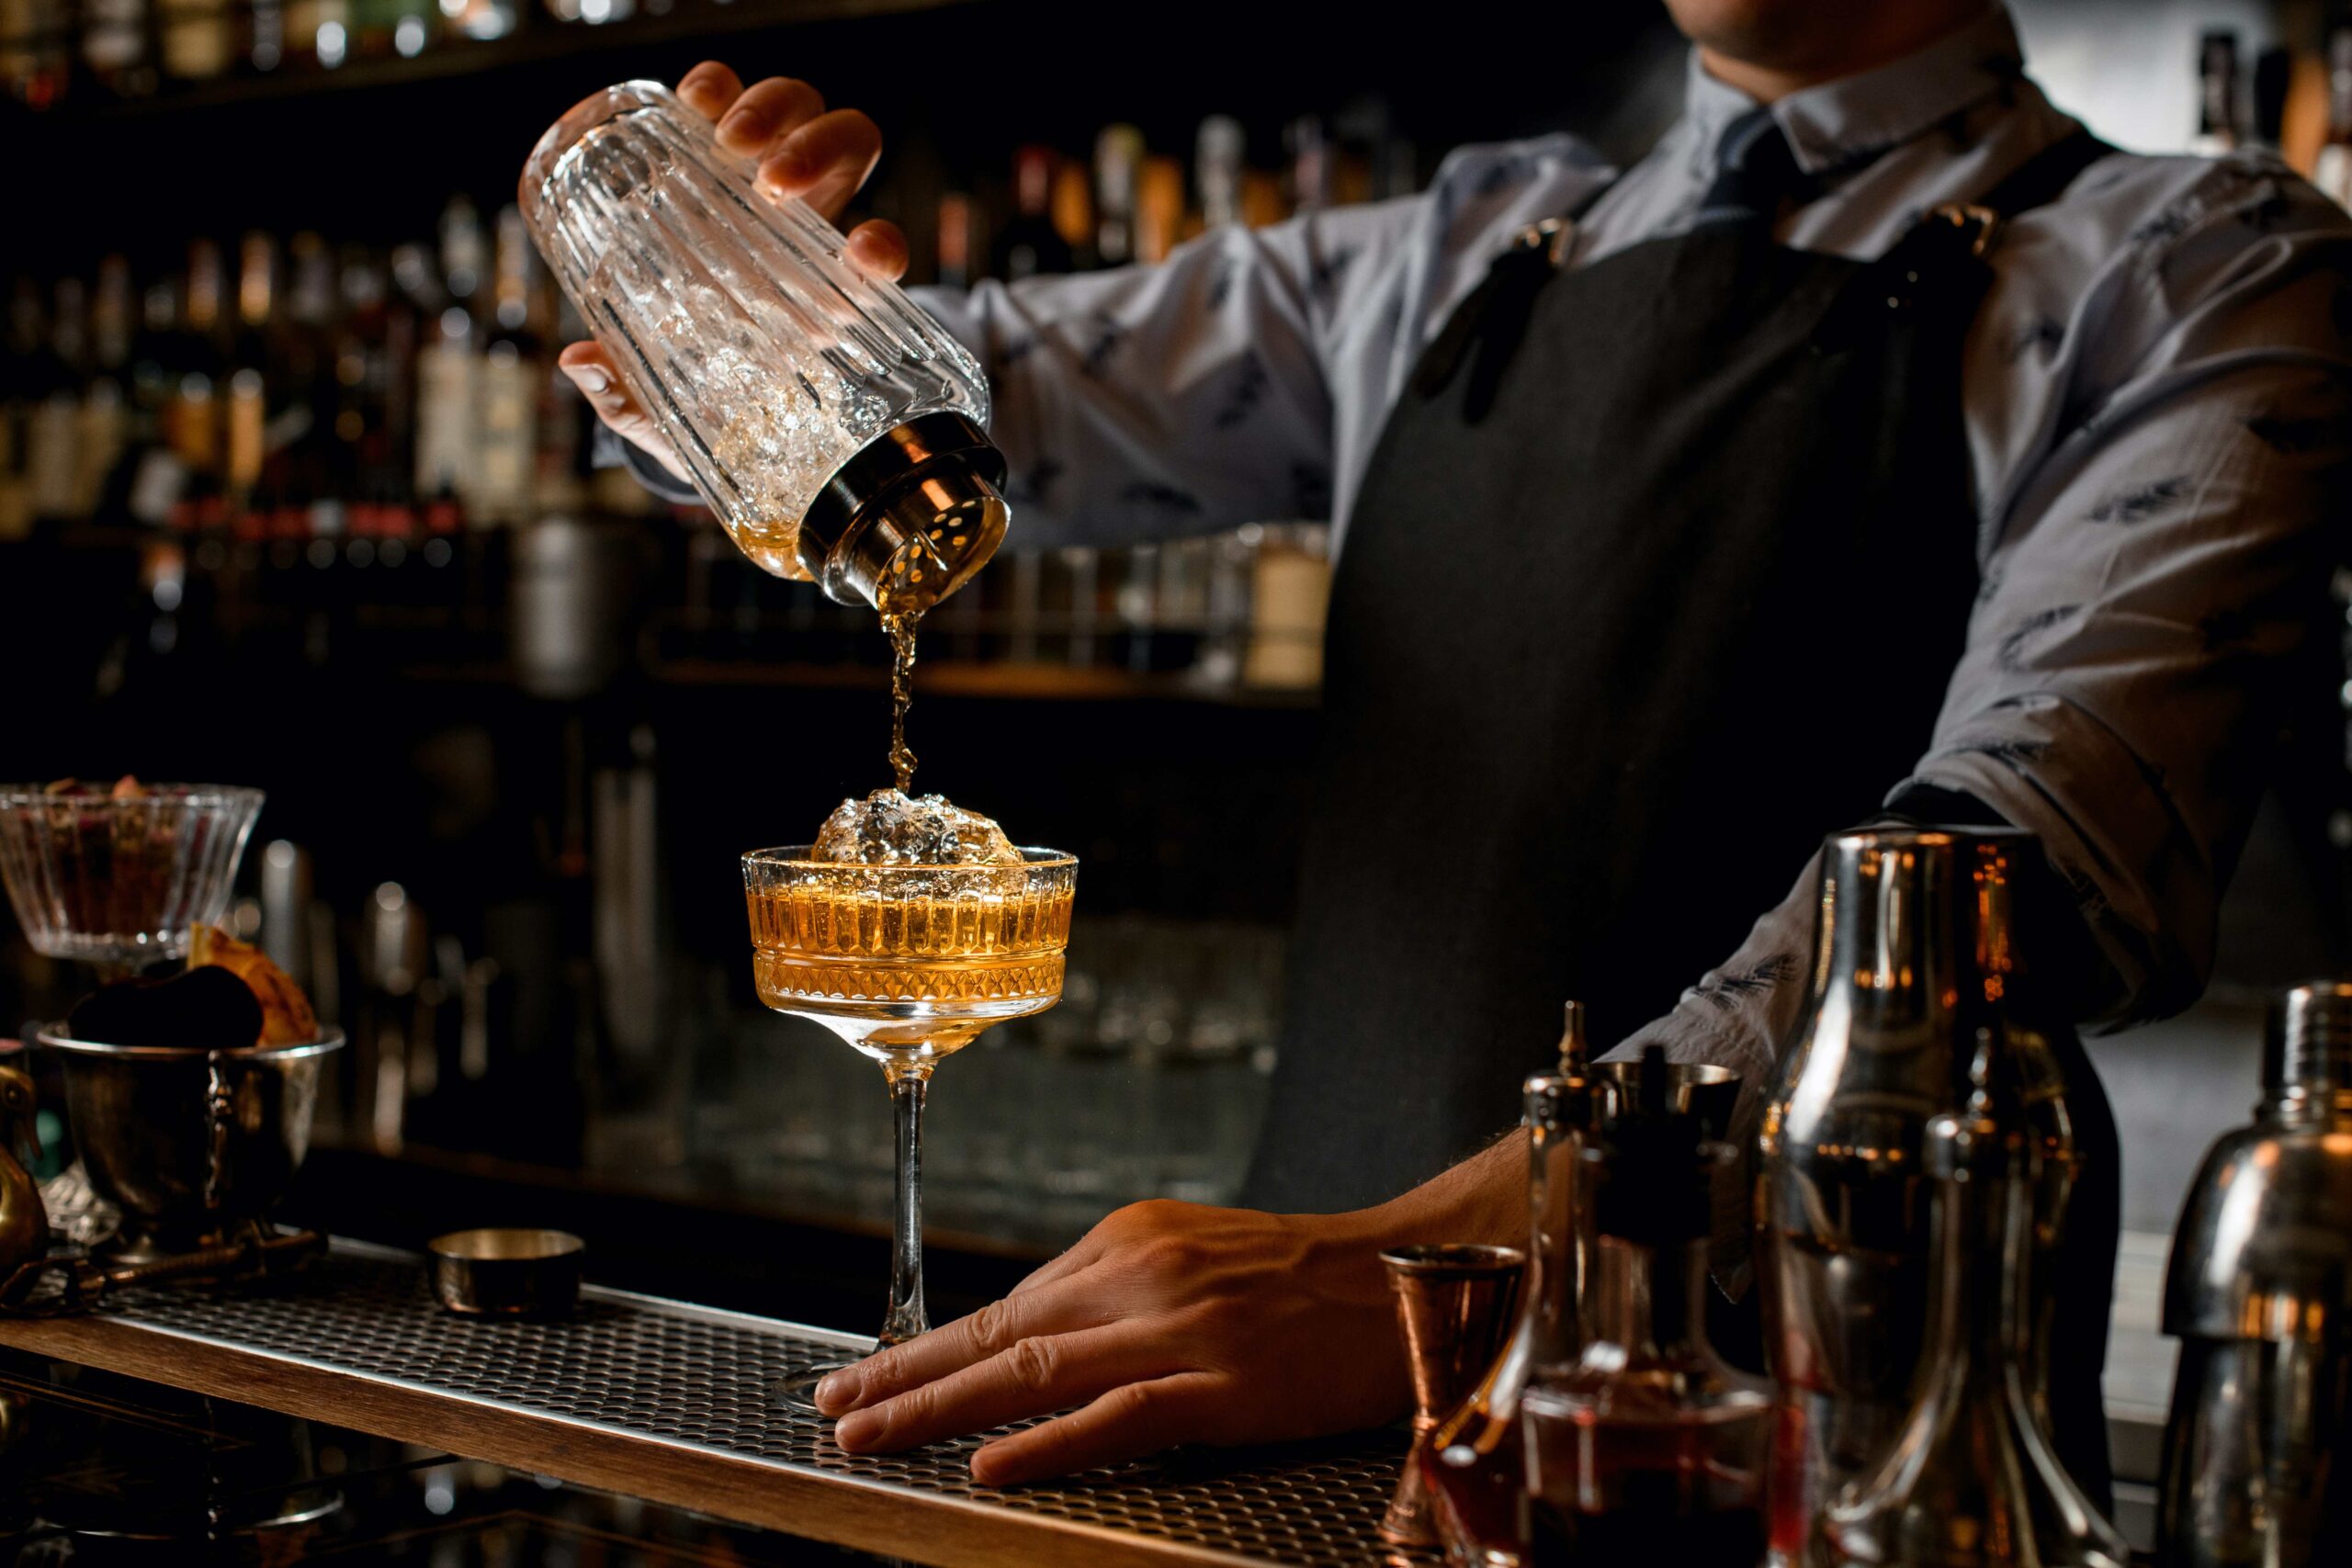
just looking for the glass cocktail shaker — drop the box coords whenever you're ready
[2157,981,2352,1568]
[520,81,1008,610]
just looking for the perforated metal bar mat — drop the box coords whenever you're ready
[7,1244,1435,1568]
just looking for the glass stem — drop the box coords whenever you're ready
[880,1062,933,1346]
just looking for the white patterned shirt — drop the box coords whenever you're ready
[627,5,2352,1090]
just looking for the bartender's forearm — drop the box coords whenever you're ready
[1357,1127,1529,1250]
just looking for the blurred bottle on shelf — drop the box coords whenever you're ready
[156,0,232,81]
[474,204,544,527]
[413,197,483,529]
[1195,116,1246,231]
[992,145,1074,281]
[1136,155,1185,265]
[935,190,975,290]
[1093,124,1145,269]
[2314,19,2352,209]
[1243,523,1330,690]
[79,0,151,97]
[2193,29,2243,155]
[2,0,71,107]
[1286,115,1329,213]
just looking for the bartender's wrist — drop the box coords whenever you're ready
[1351,1128,1531,1253]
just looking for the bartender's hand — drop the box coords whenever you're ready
[811,1200,1412,1484]
[556,61,910,481]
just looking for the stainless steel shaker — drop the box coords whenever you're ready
[2157,981,2352,1568]
[1756,826,2119,1562]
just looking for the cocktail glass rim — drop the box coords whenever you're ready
[0,783,267,809]
[741,844,1077,876]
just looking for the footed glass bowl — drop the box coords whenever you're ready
[0,784,264,976]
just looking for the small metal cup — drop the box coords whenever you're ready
[429,1228,583,1317]
[1597,1059,1740,1140]
[1379,1243,1525,1547]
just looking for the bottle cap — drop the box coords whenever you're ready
[798,412,1010,610]
[2269,981,2352,1104]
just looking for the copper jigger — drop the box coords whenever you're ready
[1380,1243,1526,1547]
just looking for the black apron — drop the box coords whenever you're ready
[1243,133,2121,1495]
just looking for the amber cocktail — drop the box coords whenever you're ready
[744,847,1076,1383]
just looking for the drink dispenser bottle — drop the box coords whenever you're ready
[521,80,1008,611]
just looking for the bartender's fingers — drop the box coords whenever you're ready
[814,1282,1094,1416]
[716,76,827,156]
[557,343,689,483]
[676,61,743,119]
[843,220,910,283]
[968,1373,1223,1487]
[831,1324,1177,1454]
[757,108,885,220]
[1008,1233,1111,1298]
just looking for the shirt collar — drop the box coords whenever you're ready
[1681,4,2029,176]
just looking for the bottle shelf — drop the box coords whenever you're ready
[4,0,984,128]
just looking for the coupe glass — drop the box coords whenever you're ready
[0,784,264,978]
[744,846,1077,1399]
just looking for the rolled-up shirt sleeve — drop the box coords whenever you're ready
[1905,163,2352,1024]
[913,198,1419,547]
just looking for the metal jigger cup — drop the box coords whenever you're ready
[1379,1243,1526,1547]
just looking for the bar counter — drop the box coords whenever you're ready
[0,1240,1421,1568]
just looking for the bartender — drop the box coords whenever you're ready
[562,0,2352,1487]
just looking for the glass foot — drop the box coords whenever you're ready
[776,1362,854,1417]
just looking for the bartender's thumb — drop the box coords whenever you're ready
[558,343,691,484]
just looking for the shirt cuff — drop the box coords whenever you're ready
[592,422,703,508]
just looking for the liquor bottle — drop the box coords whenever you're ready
[1820,1031,2129,1568]
[157,0,233,80]
[2313,21,2352,210]
[2,0,69,107]
[0,282,42,538]
[409,211,477,528]
[2156,982,2352,1568]
[1286,115,1330,213]
[281,231,338,535]
[936,191,975,289]
[1195,117,1246,231]
[2194,30,2243,155]
[1094,125,1146,268]
[991,146,1074,281]
[80,0,152,98]
[78,255,132,520]
[226,231,277,518]
[252,0,287,71]
[1521,1047,1771,1564]
[171,240,229,529]
[116,276,184,526]
[285,0,353,68]
[1050,156,1096,269]
[1136,157,1185,265]
[28,277,86,524]
[473,205,541,527]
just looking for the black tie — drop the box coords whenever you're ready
[1696,107,1805,226]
